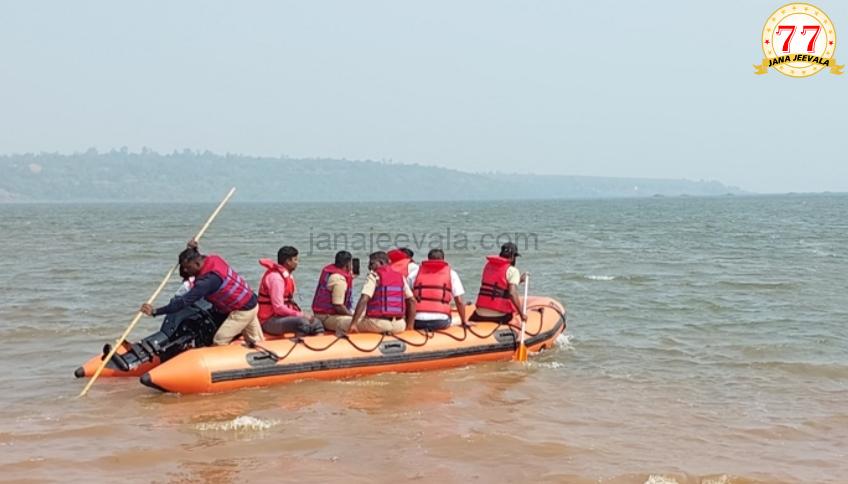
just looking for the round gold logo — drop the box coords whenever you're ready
[759,3,838,77]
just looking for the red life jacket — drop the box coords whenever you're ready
[387,249,411,278]
[391,259,411,278]
[387,249,407,263]
[366,265,406,319]
[475,255,515,314]
[311,264,353,315]
[412,260,453,315]
[257,258,300,322]
[197,254,254,313]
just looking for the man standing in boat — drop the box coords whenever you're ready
[346,251,416,334]
[311,250,356,333]
[469,242,527,324]
[257,246,323,336]
[140,241,264,345]
[408,248,469,330]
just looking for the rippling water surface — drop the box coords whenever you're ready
[0,195,846,483]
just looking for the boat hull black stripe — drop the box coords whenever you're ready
[210,318,564,384]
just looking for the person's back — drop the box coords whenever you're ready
[312,250,356,333]
[198,254,254,314]
[410,248,468,330]
[471,242,527,324]
[346,251,416,334]
[388,247,417,280]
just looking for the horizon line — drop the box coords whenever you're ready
[2,147,740,188]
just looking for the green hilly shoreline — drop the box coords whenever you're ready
[0,149,743,202]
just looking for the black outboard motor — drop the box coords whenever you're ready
[109,304,222,371]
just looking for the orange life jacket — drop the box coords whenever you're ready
[257,259,299,321]
[475,256,515,314]
[387,249,411,278]
[412,260,453,315]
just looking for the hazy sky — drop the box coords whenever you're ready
[1,1,845,193]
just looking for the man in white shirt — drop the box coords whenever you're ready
[409,248,468,330]
[398,248,419,282]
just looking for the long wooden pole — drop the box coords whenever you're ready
[78,187,237,397]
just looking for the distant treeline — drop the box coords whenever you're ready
[0,149,743,202]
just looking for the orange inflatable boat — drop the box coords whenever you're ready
[141,297,566,394]
[77,297,566,393]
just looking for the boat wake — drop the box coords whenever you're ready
[555,332,574,349]
[195,415,279,432]
[584,274,616,281]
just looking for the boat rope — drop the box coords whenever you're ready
[298,335,344,352]
[506,309,543,337]
[391,330,431,347]
[338,332,386,353]
[465,322,504,339]
[434,323,469,342]
[246,302,566,363]
[246,339,296,362]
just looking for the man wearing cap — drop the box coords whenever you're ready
[470,242,527,324]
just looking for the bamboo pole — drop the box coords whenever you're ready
[77,187,237,397]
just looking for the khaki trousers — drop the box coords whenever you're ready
[356,317,406,334]
[213,305,264,346]
[317,314,406,334]
[316,314,354,332]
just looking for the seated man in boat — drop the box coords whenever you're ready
[470,242,527,324]
[311,250,356,333]
[408,248,469,330]
[140,241,264,346]
[346,251,416,334]
[387,247,418,281]
[258,246,323,336]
